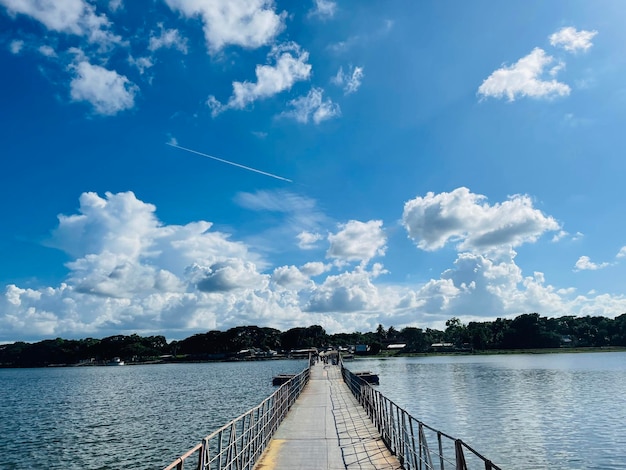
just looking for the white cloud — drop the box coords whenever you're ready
[272,265,311,289]
[300,261,330,277]
[0,0,121,48]
[297,231,323,249]
[38,45,56,57]
[478,48,570,101]
[327,220,386,264]
[109,0,123,12]
[574,256,609,271]
[208,43,312,115]
[306,268,382,313]
[402,187,560,252]
[332,66,364,94]
[550,27,597,53]
[128,55,154,74]
[617,247,626,259]
[282,88,340,124]
[164,0,285,53]
[69,61,138,115]
[9,39,24,54]
[3,191,626,342]
[189,260,266,292]
[309,0,336,19]
[149,25,188,53]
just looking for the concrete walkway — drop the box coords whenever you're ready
[254,363,402,470]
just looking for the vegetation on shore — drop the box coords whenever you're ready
[1,312,625,367]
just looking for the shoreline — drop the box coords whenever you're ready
[374,345,626,358]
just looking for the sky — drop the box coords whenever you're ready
[2,0,626,343]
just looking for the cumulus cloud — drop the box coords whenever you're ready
[0,191,279,340]
[574,256,609,271]
[3,191,626,342]
[0,0,121,47]
[306,268,382,313]
[402,187,560,252]
[327,220,386,264]
[69,61,138,115]
[149,24,188,53]
[164,0,285,53]
[190,260,266,292]
[297,231,323,249]
[208,43,311,115]
[424,250,570,320]
[478,48,570,101]
[617,247,626,259]
[282,88,340,124]
[300,261,330,277]
[272,265,311,289]
[550,27,597,53]
[332,66,364,94]
[309,0,337,19]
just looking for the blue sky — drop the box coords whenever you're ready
[2,0,626,342]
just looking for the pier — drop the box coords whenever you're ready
[254,363,401,469]
[164,359,502,470]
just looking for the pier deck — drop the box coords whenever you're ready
[254,363,402,470]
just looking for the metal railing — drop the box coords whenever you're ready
[164,365,310,470]
[341,364,502,470]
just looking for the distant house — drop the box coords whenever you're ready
[386,343,406,350]
[430,342,454,352]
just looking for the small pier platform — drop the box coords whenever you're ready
[254,363,401,470]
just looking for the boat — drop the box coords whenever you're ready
[106,357,124,366]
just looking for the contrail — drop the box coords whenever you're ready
[166,142,293,183]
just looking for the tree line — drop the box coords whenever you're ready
[1,313,625,367]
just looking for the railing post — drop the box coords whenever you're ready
[438,431,444,470]
[455,440,467,470]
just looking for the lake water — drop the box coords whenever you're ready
[347,352,626,469]
[0,360,307,469]
[1,353,625,469]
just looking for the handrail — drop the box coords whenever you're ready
[341,362,502,470]
[163,363,311,470]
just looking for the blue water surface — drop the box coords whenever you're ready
[0,360,307,469]
[348,352,626,470]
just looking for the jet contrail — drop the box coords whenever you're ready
[166,142,293,183]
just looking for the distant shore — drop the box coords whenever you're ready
[376,345,626,358]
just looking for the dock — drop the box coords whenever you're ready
[254,363,401,469]
[164,359,502,470]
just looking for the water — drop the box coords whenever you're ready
[347,352,626,469]
[2,353,625,469]
[0,360,307,469]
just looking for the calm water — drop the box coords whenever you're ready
[2,354,625,469]
[0,360,307,469]
[348,352,626,469]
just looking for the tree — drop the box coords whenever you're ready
[399,327,426,352]
[444,317,468,347]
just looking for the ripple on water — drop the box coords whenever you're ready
[347,352,626,470]
[0,360,307,470]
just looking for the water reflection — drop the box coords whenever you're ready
[349,352,626,469]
